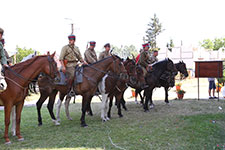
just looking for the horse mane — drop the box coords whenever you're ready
[82,55,122,68]
[7,55,46,74]
[152,59,168,68]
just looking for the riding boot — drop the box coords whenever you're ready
[54,71,67,85]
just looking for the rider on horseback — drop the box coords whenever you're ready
[0,27,8,91]
[84,41,98,64]
[58,34,86,93]
[98,43,111,60]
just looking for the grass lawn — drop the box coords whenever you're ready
[0,98,225,150]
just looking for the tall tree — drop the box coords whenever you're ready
[145,14,164,51]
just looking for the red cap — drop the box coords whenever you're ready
[68,35,76,40]
[90,41,96,46]
[142,43,149,48]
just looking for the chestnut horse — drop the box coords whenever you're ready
[98,58,145,121]
[36,55,126,127]
[0,53,58,144]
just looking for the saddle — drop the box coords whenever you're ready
[55,70,69,85]
[74,66,83,84]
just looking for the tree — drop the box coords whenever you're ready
[145,14,164,51]
[15,46,37,63]
[166,39,175,52]
[111,45,138,58]
[200,38,225,51]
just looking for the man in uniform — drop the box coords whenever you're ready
[0,39,12,66]
[149,50,158,64]
[138,43,151,76]
[59,34,86,80]
[0,28,8,90]
[84,41,97,64]
[98,43,111,60]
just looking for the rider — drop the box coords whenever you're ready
[138,43,151,76]
[59,34,86,84]
[84,41,97,64]
[0,28,8,90]
[0,39,12,66]
[98,43,111,60]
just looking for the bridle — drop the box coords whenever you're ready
[6,56,57,88]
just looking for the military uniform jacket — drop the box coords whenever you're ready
[0,41,7,65]
[149,55,158,64]
[138,50,151,68]
[98,50,110,60]
[59,44,83,67]
[84,48,97,64]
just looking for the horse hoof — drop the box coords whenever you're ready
[149,105,154,109]
[38,123,42,126]
[67,117,73,121]
[55,122,60,126]
[81,123,88,128]
[5,141,11,145]
[18,137,24,141]
[119,114,123,118]
[144,109,149,112]
[106,117,110,121]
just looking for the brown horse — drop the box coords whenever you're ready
[36,55,127,127]
[0,52,58,144]
[99,58,145,121]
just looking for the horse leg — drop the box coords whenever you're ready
[121,92,127,111]
[116,93,123,117]
[135,89,138,104]
[80,95,90,127]
[101,93,108,122]
[139,90,144,104]
[55,98,63,125]
[36,93,49,126]
[87,100,93,116]
[47,90,58,125]
[144,88,151,112]
[164,87,169,104]
[107,95,113,118]
[149,89,154,109]
[4,103,13,144]
[15,102,25,142]
[11,106,16,136]
[65,95,72,120]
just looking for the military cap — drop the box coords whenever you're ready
[142,43,149,48]
[68,34,76,40]
[0,28,4,35]
[0,38,5,44]
[104,43,110,47]
[90,41,96,46]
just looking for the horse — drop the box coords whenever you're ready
[135,61,188,105]
[36,55,127,127]
[142,58,177,111]
[0,52,58,144]
[98,58,145,121]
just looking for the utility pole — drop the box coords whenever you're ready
[64,18,74,34]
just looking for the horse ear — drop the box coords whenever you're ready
[50,52,56,58]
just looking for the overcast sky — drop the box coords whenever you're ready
[1,0,225,55]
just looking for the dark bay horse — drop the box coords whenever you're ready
[135,61,188,105]
[36,55,126,127]
[0,53,58,144]
[98,58,145,121]
[143,58,177,111]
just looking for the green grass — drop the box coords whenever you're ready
[0,99,225,150]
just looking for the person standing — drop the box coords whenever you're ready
[98,43,111,60]
[84,41,97,64]
[59,34,85,80]
[208,78,217,99]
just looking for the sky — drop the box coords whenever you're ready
[1,0,225,56]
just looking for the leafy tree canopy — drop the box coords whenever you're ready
[15,46,39,63]
[200,38,225,51]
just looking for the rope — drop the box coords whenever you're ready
[4,76,25,89]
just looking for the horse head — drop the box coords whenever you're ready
[110,55,128,81]
[177,61,188,78]
[43,52,58,79]
[123,57,145,88]
[166,58,178,76]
